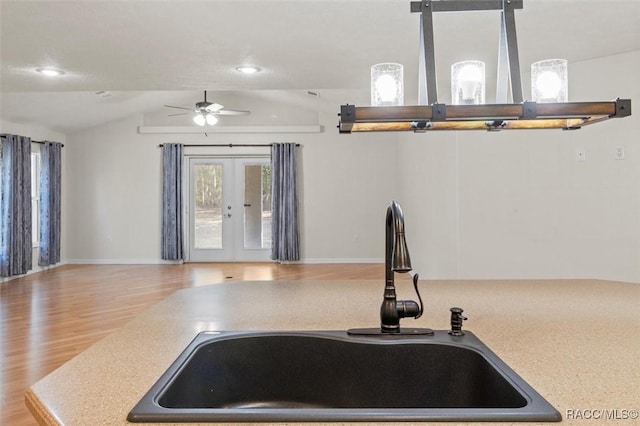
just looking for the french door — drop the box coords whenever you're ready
[187,157,272,262]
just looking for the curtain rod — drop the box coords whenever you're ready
[32,140,66,148]
[157,143,300,148]
[0,135,65,147]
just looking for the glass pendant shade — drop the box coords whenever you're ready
[371,63,404,106]
[205,114,219,126]
[193,113,206,126]
[531,59,568,103]
[451,61,485,105]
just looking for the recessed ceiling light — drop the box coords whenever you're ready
[36,68,65,77]
[236,66,261,74]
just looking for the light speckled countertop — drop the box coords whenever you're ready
[26,279,640,425]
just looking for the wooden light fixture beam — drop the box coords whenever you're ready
[339,99,631,132]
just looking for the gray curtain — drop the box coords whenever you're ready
[161,143,184,260]
[39,141,62,266]
[271,143,299,261]
[0,134,32,277]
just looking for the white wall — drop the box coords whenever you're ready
[399,50,640,283]
[13,52,638,282]
[64,95,399,263]
[0,119,67,279]
[301,111,399,262]
[65,115,163,262]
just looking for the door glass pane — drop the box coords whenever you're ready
[243,164,271,249]
[194,164,223,249]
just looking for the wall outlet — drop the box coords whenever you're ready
[575,148,586,162]
[615,146,625,160]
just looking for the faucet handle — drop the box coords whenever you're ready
[411,273,423,319]
[396,273,424,320]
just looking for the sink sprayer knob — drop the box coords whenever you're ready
[448,307,467,336]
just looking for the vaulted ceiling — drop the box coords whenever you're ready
[1,0,639,133]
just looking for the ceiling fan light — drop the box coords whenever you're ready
[193,113,206,126]
[205,114,219,126]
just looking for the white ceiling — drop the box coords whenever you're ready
[1,0,639,134]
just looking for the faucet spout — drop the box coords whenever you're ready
[388,201,411,275]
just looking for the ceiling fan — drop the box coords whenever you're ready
[164,91,250,126]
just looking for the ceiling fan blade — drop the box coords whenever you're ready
[168,112,191,117]
[164,105,193,111]
[205,103,224,112]
[214,109,251,116]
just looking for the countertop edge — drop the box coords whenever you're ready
[26,388,61,426]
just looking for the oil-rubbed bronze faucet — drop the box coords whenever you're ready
[380,201,425,333]
[349,201,433,336]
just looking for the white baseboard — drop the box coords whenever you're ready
[0,261,66,283]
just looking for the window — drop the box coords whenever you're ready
[31,152,40,247]
[243,163,272,249]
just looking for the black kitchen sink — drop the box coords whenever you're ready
[127,330,561,422]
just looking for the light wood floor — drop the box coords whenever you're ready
[1,263,383,426]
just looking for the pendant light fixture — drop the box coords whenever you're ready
[339,0,631,133]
